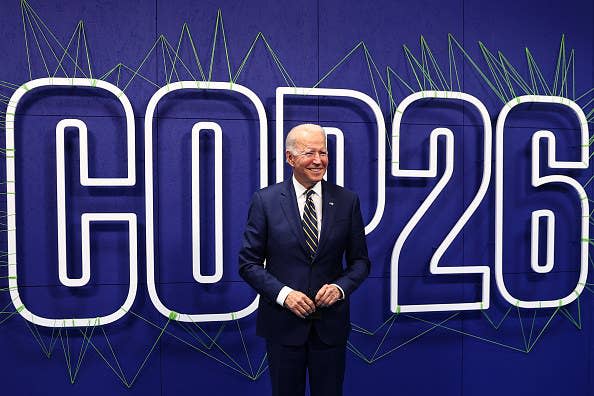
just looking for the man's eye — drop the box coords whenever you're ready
[300,151,327,158]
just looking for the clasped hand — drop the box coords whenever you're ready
[283,284,341,318]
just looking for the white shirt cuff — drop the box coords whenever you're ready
[331,283,345,300]
[276,286,293,306]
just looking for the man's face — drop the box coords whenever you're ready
[286,129,329,189]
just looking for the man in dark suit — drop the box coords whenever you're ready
[239,123,370,396]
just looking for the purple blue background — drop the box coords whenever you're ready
[0,0,592,395]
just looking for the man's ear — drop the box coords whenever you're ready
[286,150,294,166]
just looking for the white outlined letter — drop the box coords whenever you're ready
[275,87,386,234]
[6,77,137,327]
[390,91,492,313]
[495,95,589,308]
[145,81,268,322]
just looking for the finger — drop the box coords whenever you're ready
[319,294,333,307]
[318,288,333,306]
[305,298,316,315]
[297,302,308,314]
[315,285,330,304]
[321,289,338,306]
[299,299,314,314]
[314,286,327,304]
[302,304,313,316]
[293,303,307,317]
[317,294,328,307]
[302,296,316,311]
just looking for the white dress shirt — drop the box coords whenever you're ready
[275,177,344,306]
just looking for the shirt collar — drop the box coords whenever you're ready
[292,176,322,198]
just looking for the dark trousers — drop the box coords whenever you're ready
[266,327,346,396]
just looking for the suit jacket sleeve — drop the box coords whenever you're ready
[238,191,286,303]
[332,195,370,297]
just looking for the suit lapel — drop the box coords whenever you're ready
[280,179,309,254]
[317,181,336,254]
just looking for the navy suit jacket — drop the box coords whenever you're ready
[239,178,370,346]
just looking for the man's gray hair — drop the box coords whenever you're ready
[285,123,326,154]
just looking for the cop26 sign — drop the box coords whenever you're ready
[5,78,589,328]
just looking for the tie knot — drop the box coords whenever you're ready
[305,189,315,199]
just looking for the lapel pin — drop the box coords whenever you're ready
[329,202,334,206]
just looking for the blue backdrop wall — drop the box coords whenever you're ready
[0,0,593,395]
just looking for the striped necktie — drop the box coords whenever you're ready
[302,189,318,256]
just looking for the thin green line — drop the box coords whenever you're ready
[51,21,80,78]
[219,11,233,84]
[480,306,512,330]
[73,22,81,80]
[207,10,221,82]
[20,0,32,80]
[313,41,363,89]
[236,320,254,377]
[351,313,398,336]
[527,308,560,352]
[166,25,197,83]
[405,313,527,353]
[184,24,207,81]
[372,313,460,362]
[101,326,127,381]
[254,352,268,379]
[261,34,296,87]
[81,21,93,79]
[527,309,537,347]
[370,314,398,361]
[26,2,70,77]
[79,328,129,386]
[233,32,261,83]
[125,309,251,377]
[362,44,381,108]
[128,317,171,387]
[23,6,51,77]
[185,316,250,376]
[22,0,87,77]
[24,321,49,357]
[516,306,528,351]
[122,37,161,92]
